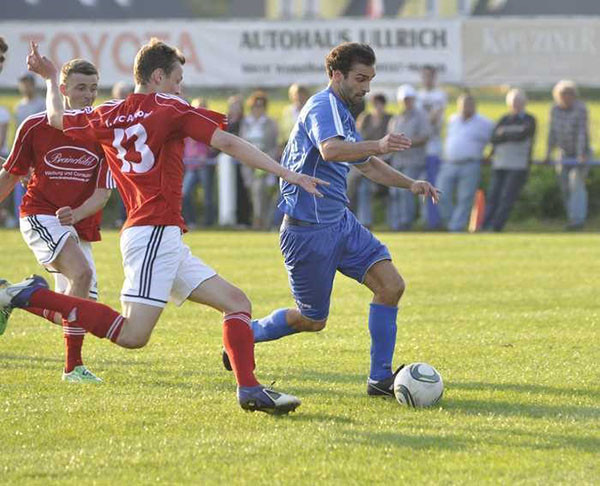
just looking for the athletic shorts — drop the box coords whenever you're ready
[20,215,98,299]
[279,208,391,321]
[120,225,216,308]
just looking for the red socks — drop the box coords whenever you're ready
[223,312,259,387]
[27,288,124,342]
[25,307,61,325]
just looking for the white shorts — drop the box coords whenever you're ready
[20,215,98,299]
[120,225,216,308]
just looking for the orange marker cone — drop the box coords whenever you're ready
[468,189,486,233]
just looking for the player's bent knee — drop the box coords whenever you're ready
[296,316,327,332]
[117,333,150,349]
[224,287,252,315]
[378,275,405,305]
[75,266,93,286]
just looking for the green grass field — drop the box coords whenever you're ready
[0,229,598,484]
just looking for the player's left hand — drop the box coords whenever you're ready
[285,172,329,198]
[26,41,57,80]
[410,180,441,204]
[56,206,76,226]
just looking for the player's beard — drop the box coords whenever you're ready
[339,83,365,107]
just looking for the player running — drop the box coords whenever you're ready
[222,43,440,397]
[1,39,326,414]
[0,59,114,383]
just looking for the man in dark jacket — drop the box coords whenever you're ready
[483,89,536,231]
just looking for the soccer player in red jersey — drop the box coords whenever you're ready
[0,59,114,383]
[1,39,327,414]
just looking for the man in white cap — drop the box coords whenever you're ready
[386,84,430,230]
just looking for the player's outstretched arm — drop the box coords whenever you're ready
[0,168,19,203]
[320,133,412,163]
[210,129,328,197]
[26,42,63,130]
[56,188,112,226]
[356,156,440,204]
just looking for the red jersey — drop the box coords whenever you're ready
[62,93,226,230]
[3,112,112,242]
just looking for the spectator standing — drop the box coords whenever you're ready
[0,37,9,158]
[351,92,392,227]
[438,93,493,232]
[386,84,430,230]
[279,83,310,146]
[225,95,252,226]
[15,73,46,125]
[546,80,591,230]
[417,65,447,229]
[0,36,16,228]
[182,98,218,228]
[240,91,279,229]
[483,89,536,232]
[12,73,46,222]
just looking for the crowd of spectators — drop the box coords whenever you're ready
[0,39,594,231]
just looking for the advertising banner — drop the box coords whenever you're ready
[0,19,462,87]
[463,17,600,86]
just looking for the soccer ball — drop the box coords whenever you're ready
[393,363,444,408]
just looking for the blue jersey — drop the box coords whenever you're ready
[278,87,365,224]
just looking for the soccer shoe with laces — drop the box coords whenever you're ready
[62,365,103,383]
[0,275,49,309]
[367,365,405,397]
[237,385,301,415]
[0,280,13,336]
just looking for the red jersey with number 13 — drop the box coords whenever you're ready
[62,93,226,230]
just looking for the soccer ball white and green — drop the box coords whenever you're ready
[393,363,444,408]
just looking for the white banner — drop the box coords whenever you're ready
[0,19,462,88]
[463,17,600,86]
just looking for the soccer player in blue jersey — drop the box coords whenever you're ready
[224,43,440,397]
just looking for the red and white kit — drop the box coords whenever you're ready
[3,112,114,298]
[62,94,227,307]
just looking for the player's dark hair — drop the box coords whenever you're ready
[134,38,186,85]
[422,64,436,74]
[0,36,7,53]
[325,43,375,79]
[60,59,98,84]
[372,93,387,105]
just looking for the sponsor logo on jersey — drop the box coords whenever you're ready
[44,146,100,172]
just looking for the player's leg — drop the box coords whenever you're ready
[245,220,344,344]
[50,236,97,378]
[183,269,300,414]
[11,217,98,380]
[337,210,402,396]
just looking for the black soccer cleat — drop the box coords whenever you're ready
[237,385,301,415]
[366,365,405,397]
[222,347,232,371]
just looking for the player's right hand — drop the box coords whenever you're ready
[26,41,58,80]
[378,133,412,155]
[284,172,329,198]
[56,206,76,226]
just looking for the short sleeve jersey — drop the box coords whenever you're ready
[3,112,112,242]
[62,93,226,231]
[278,87,364,224]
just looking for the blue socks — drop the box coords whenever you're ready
[368,303,398,381]
[251,308,298,343]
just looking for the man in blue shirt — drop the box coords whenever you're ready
[225,43,439,397]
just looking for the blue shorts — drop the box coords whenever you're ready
[280,209,391,321]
